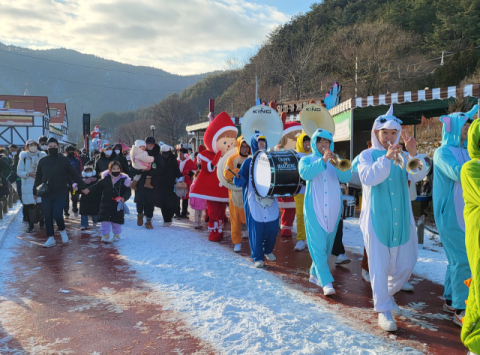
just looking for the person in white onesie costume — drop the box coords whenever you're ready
[358,105,427,332]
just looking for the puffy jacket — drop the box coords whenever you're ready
[189,180,207,210]
[17,150,46,205]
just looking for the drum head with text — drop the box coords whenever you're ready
[253,151,272,198]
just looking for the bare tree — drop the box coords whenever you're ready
[150,96,196,146]
[112,118,155,146]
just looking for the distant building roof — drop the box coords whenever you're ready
[49,103,66,124]
[0,95,50,115]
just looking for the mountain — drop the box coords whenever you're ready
[0,42,220,135]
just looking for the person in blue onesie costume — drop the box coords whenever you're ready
[433,104,477,327]
[234,131,279,268]
[299,128,352,296]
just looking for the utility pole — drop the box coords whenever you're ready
[355,57,358,98]
[441,51,445,66]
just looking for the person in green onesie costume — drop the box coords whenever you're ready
[461,117,480,355]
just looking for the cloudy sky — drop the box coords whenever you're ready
[0,0,315,75]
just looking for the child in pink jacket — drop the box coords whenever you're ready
[189,171,207,229]
[130,140,154,190]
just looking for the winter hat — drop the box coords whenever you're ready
[203,111,238,153]
[135,140,146,148]
[25,139,36,146]
[145,137,155,144]
[371,105,403,150]
[47,137,59,145]
[161,144,172,152]
[82,163,96,175]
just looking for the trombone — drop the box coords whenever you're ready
[387,141,424,174]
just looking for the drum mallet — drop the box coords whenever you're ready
[224,166,240,179]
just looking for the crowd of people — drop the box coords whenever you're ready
[1,104,480,355]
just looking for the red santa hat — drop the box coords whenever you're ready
[203,111,238,153]
[282,121,302,137]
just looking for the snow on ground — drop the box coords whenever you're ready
[342,218,448,285]
[114,201,422,355]
[0,202,21,247]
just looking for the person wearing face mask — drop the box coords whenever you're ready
[38,136,48,153]
[0,148,11,198]
[17,140,46,232]
[64,146,82,218]
[33,137,89,248]
[73,163,101,230]
[94,143,118,178]
[358,105,426,332]
[114,143,129,175]
[155,145,183,227]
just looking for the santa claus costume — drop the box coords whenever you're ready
[91,125,100,139]
[189,112,238,242]
[277,117,303,237]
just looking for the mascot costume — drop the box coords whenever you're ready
[190,112,238,242]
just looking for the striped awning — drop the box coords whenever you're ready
[329,84,480,116]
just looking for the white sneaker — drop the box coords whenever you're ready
[454,310,465,327]
[80,226,87,231]
[234,244,241,253]
[162,222,172,227]
[113,234,120,242]
[309,275,321,287]
[467,351,477,355]
[74,212,79,217]
[101,234,113,243]
[264,253,276,261]
[362,269,371,283]
[254,261,264,268]
[43,237,56,248]
[378,311,397,331]
[294,240,306,251]
[391,297,402,317]
[401,282,414,291]
[335,254,351,264]
[323,283,336,296]
[59,230,69,244]
[242,230,248,239]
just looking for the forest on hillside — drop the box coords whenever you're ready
[106,0,480,147]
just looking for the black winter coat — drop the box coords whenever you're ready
[88,172,131,224]
[117,154,130,176]
[78,178,102,216]
[130,144,165,206]
[33,153,87,198]
[66,155,82,184]
[94,152,120,177]
[0,155,10,197]
[156,151,182,209]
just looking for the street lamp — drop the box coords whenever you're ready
[150,125,155,139]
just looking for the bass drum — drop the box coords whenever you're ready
[251,149,304,198]
[217,148,242,191]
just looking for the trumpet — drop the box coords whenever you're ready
[387,141,424,174]
[329,154,352,172]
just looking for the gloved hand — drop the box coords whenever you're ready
[72,183,78,191]
[188,171,194,179]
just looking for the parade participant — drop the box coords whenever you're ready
[114,143,130,175]
[190,170,207,229]
[224,136,251,252]
[130,140,155,190]
[64,146,81,218]
[331,184,351,265]
[234,131,279,268]
[433,105,477,326]
[132,138,165,229]
[17,139,46,233]
[156,145,183,227]
[358,105,426,331]
[177,148,197,218]
[33,137,88,248]
[88,161,131,243]
[276,113,302,237]
[293,133,311,251]
[74,163,100,230]
[190,112,237,242]
[460,118,480,354]
[299,129,352,295]
[94,143,118,177]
